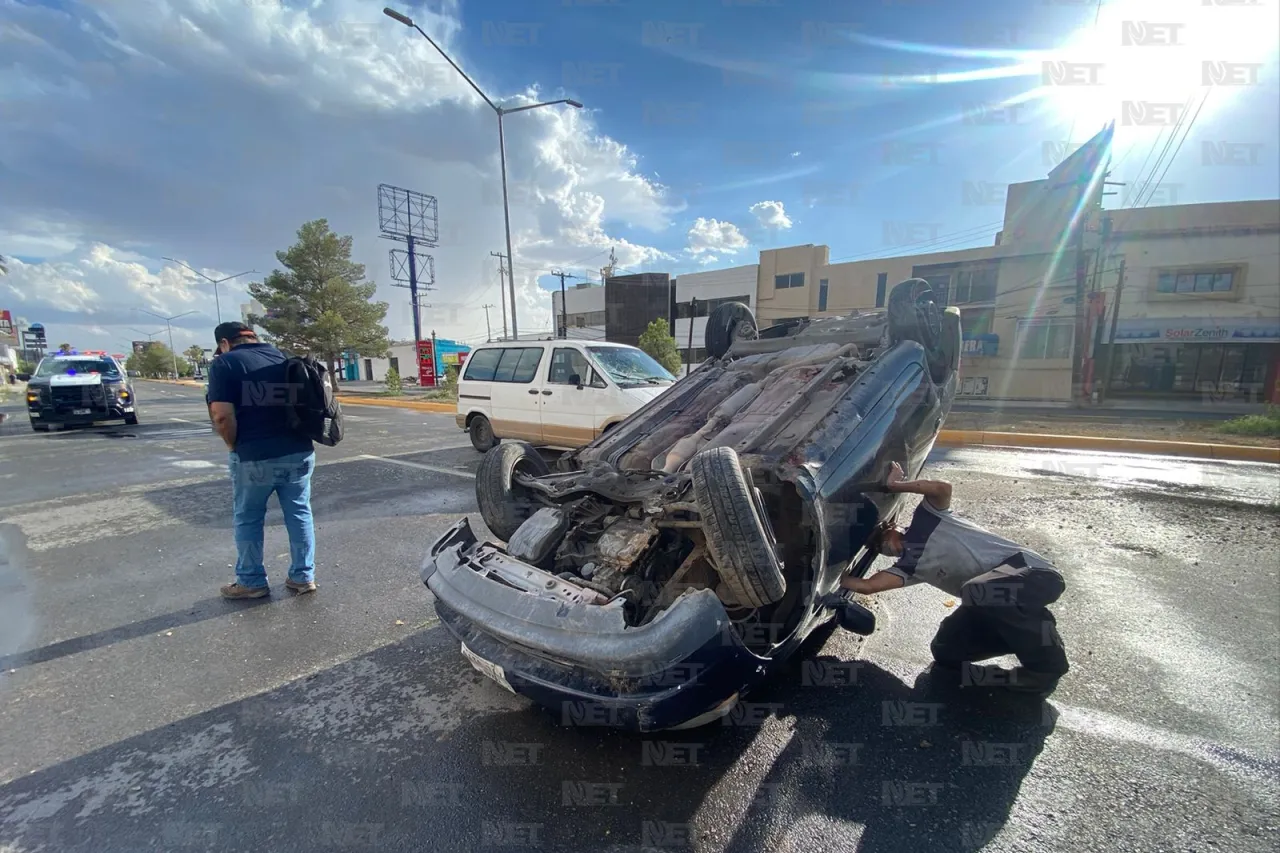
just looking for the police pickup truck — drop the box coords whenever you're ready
[26,352,139,431]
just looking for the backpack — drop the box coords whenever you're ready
[284,355,344,446]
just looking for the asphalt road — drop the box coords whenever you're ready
[1,381,1277,852]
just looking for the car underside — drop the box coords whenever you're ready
[423,278,960,730]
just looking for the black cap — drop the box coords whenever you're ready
[214,321,254,347]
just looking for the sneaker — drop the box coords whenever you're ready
[221,583,269,600]
[285,579,317,594]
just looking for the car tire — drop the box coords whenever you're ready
[124,413,139,426]
[476,441,552,541]
[705,302,758,360]
[691,446,786,608]
[469,414,497,452]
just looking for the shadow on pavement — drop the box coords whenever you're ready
[722,657,1056,852]
[0,596,272,671]
[0,620,1057,853]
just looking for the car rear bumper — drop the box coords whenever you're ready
[422,518,769,731]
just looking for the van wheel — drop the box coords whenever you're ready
[691,446,786,608]
[469,414,497,452]
[705,302,758,360]
[477,441,552,541]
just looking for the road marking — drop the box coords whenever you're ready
[171,417,197,424]
[359,454,476,480]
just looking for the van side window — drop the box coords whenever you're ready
[492,347,543,383]
[463,348,502,381]
[549,348,596,386]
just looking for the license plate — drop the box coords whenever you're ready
[73,408,91,415]
[460,643,515,693]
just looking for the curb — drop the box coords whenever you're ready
[338,395,456,414]
[936,429,1280,464]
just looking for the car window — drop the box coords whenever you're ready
[549,348,591,385]
[35,358,119,378]
[462,348,502,381]
[492,347,542,383]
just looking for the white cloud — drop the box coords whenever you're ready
[749,201,793,231]
[685,218,749,258]
[0,0,676,350]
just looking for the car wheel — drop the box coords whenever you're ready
[705,302,758,360]
[124,413,139,426]
[476,441,552,541]
[691,446,786,608]
[887,278,942,350]
[469,414,497,452]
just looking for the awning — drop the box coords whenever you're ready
[1106,316,1280,344]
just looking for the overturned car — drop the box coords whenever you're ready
[422,279,960,731]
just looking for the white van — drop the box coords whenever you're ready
[456,340,676,451]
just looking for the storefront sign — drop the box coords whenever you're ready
[1108,317,1280,344]
[0,310,15,345]
[961,334,999,357]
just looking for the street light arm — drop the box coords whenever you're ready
[213,270,257,284]
[162,257,213,283]
[383,7,498,112]
[502,99,583,115]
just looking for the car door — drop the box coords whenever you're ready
[540,346,608,447]
[489,346,546,443]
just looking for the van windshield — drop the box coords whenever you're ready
[587,347,675,388]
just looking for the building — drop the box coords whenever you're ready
[551,282,606,341]
[342,337,471,384]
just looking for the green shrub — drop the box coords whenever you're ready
[384,366,403,396]
[1217,406,1280,438]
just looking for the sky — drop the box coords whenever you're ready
[1,0,1277,355]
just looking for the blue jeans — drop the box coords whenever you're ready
[229,451,316,588]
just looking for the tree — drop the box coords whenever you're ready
[638,318,682,375]
[57,343,72,354]
[127,343,180,378]
[248,219,391,392]
[384,366,402,396]
[184,345,205,367]
[0,254,7,276]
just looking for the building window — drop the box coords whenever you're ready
[960,308,995,337]
[1156,269,1235,294]
[774,272,805,289]
[951,266,998,304]
[818,279,829,312]
[1016,318,1074,360]
[921,274,952,305]
[875,273,887,308]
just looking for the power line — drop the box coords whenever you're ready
[1139,90,1212,210]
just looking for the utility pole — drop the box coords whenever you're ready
[490,252,509,340]
[686,296,698,376]
[1100,258,1126,402]
[550,269,581,338]
[482,304,495,342]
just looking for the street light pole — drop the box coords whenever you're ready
[137,309,197,378]
[383,7,583,341]
[161,258,257,324]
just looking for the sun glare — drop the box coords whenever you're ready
[1039,0,1278,132]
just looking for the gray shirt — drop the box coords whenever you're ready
[882,498,1059,598]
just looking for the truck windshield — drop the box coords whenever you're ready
[35,358,120,378]
[587,347,675,388]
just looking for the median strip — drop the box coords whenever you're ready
[338,395,456,413]
[936,429,1280,464]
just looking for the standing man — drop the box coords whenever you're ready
[206,322,317,599]
[841,462,1068,697]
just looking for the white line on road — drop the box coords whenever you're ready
[170,417,197,424]
[359,453,476,480]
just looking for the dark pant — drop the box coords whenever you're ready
[930,565,1069,676]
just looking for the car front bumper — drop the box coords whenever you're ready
[29,401,134,424]
[422,518,771,731]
